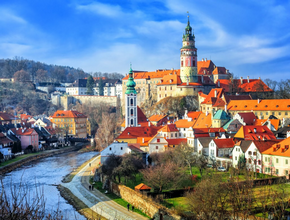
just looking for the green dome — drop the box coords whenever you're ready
[125,67,137,95]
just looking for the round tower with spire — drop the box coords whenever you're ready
[180,13,198,83]
[125,65,138,127]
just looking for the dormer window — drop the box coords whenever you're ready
[265,105,268,107]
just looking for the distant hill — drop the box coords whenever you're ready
[0,57,124,83]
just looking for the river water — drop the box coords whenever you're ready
[0,151,99,220]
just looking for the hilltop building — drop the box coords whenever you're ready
[121,16,231,107]
[51,110,91,138]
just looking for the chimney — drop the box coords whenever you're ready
[214,89,217,97]
[201,75,204,83]
[225,104,227,113]
[254,128,257,133]
[258,99,261,104]
[202,58,204,61]
[205,58,207,61]
[142,138,144,143]
[240,77,243,85]
[287,131,290,138]
[259,77,261,80]
[247,76,250,83]
[206,111,208,116]
[218,80,220,87]
[148,121,151,126]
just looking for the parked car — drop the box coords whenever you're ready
[207,164,213,168]
[217,166,226,172]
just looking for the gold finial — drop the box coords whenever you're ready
[187,11,189,18]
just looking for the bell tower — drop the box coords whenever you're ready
[180,14,198,83]
[125,65,138,127]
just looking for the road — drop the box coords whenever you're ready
[61,155,149,220]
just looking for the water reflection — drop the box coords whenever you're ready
[0,151,98,220]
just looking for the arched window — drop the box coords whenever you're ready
[130,98,133,106]
[131,119,134,125]
[130,109,134,116]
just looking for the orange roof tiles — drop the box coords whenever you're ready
[136,137,152,146]
[262,137,290,157]
[175,119,195,128]
[187,111,201,120]
[148,114,167,122]
[12,128,36,136]
[228,99,290,111]
[123,69,180,80]
[157,74,182,85]
[254,119,280,131]
[192,112,212,128]
[135,183,151,191]
[212,67,227,75]
[201,88,224,104]
[52,110,87,118]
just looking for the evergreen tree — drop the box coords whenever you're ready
[98,78,104,96]
[86,75,94,95]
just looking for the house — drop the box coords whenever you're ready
[157,123,179,139]
[232,140,252,168]
[148,134,168,154]
[148,114,173,126]
[254,119,280,132]
[223,119,243,134]
[216,77,273,99]
[244,140,280,172]
[196,137,215,156]
[116,126,159,144]
[51,110,90,138]
[100,142,144,164]
[0,112,21,125]
[227,99,290,120]
[0,133,14,160]
[212,110,230,128]
[208,138,235,168]
[233,112,257,125]
[262,137,290,178]
[33,118,51,127]
[11,128,39,150]
[234,125,276,141]
[274,127,290,139]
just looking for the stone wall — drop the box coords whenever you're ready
[109,181,182,220]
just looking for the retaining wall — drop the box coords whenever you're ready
[109,181,182,220]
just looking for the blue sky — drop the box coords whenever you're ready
[0,0,290,80]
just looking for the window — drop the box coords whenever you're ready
[258,160,261,165]
[248,151,252,155]
[109,147,112,150]
[157,138,160,143]
[286,170,289,176]
[130,99,133,105]
[175,133,177,137]
[248,158,252,164]
[235,156,237,161]
[121,147,123,150]
[171,133,173,137]
[253,152,256,156]
[156,146,158,150]
[276,169,279,175]
[276,158,279,164]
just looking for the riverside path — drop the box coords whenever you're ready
[61,155,149,220]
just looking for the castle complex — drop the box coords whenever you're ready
[121,16,232,107]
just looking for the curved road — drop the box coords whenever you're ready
[61,155,149,220]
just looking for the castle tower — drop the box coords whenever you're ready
[180,14,198,83]
[125,65,138,127]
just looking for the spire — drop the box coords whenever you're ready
[183,12,194,41]
[125,64,137,94]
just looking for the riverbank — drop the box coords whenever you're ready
[0,144,85,175]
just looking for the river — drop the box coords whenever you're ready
[0,151,99,220]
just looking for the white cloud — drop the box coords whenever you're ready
[0,8,26,24]
[75,2,123,17]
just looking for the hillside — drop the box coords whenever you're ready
[141,96,199,118]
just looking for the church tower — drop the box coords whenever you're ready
[125,65,138,127]
[180,15,198,83]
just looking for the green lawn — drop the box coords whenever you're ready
[119,173,144,189]
[163,197,189,211]
[0,152,42,167]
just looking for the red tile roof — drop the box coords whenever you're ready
[175,119,195,128]
[252,140,280,153]
[11,128,36,136]
[117,126,159,139]
[201,88,224,105]
[159,124,179,132]
[216,79,273,93]
[187,111,201,120]
[235,125,276,141]
[214,138,235,149]
[165,138,187,146]
[148,114,167,122]
[237,112,257,125]
[123,69,180,80]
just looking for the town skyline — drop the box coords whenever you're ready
[0,0,289,80]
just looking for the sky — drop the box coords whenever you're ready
[0,0,290,80]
